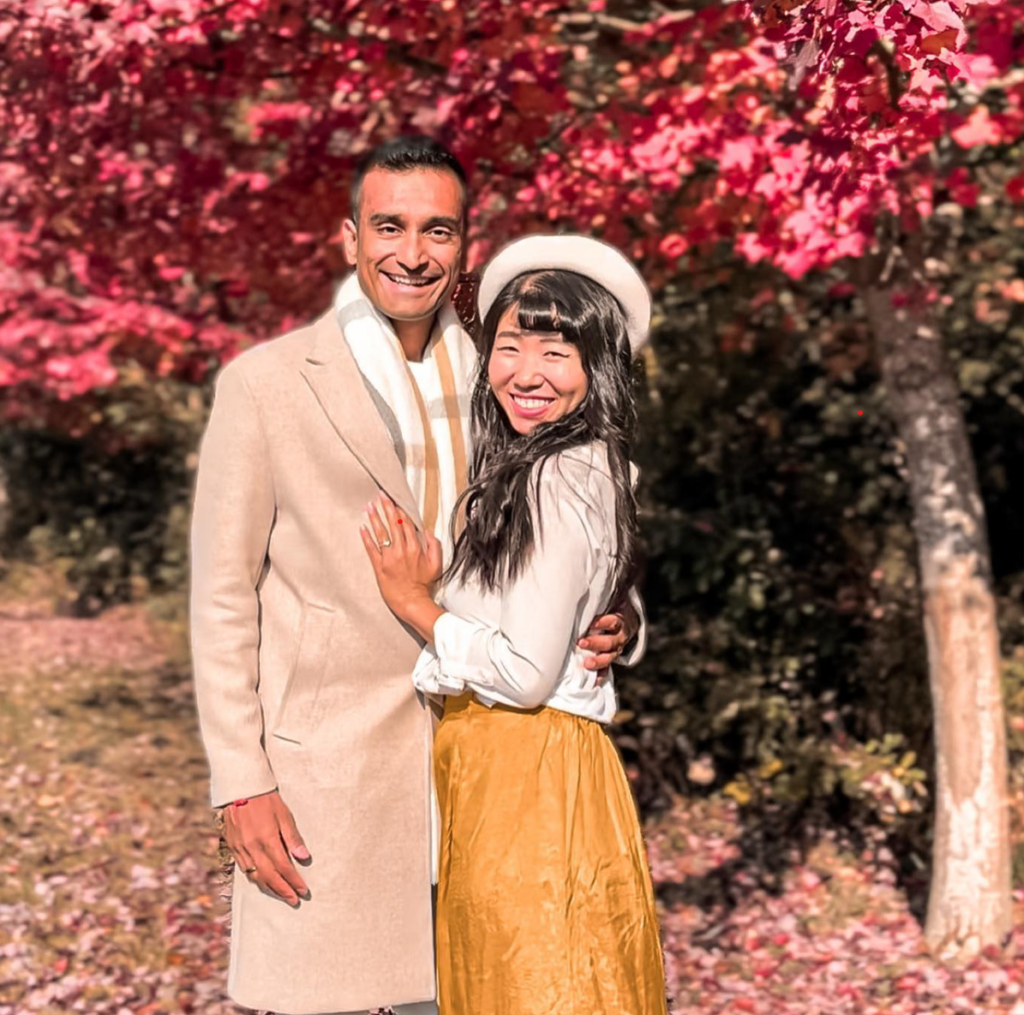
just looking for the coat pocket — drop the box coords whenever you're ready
[271,602,336,744]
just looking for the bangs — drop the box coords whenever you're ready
[511,271,582,341]
[486,267,628,356]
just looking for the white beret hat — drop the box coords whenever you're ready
[477,234,652,355]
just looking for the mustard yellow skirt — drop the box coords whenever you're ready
[434,692,669,1015]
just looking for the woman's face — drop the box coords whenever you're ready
[487,303,589,435]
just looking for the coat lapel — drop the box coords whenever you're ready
[300,311,424,528]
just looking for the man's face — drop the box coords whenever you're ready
[342,167,465,323]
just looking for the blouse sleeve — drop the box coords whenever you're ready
[412,456,611,709]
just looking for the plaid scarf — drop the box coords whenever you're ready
[334,273,477,556]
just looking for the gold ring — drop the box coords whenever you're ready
[243,866,258,874]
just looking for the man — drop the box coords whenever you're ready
[190,137,642,1015]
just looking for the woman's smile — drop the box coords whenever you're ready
[509,392,557,418]
[488,304,588,434]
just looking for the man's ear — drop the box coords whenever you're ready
[341,218,358,266]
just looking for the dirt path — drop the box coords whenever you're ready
[0,608,168,674]
[4,603,1024,1014]
[0,605,236,1015]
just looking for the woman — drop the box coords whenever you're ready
[360,235,668,1014]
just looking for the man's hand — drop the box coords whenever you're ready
[578,598,640,673]
[222,790,311,906]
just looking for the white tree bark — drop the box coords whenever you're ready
[863,286,1011,962]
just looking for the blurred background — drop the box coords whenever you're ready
[3,1,1024,1012]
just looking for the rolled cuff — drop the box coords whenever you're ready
[412,611,501,697]
[411,645,464,697]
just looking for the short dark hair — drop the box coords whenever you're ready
[350,136,469,223]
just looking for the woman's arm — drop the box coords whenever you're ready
[414,460,609,709]
[362,456,616,709]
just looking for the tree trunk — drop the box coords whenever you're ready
[863,285,1012,962]
[0,456,9,549]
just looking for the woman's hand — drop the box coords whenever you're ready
[360,495,445,640]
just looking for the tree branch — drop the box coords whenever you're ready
[868,40,903,110]
[557,10,694,35]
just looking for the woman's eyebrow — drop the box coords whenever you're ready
[496,331,566,342]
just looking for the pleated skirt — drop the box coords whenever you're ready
[434,692,669,1015]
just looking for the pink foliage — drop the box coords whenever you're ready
[1,0,1022,428]
[541,0,1021,283]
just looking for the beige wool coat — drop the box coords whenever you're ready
[190,310,438,1014]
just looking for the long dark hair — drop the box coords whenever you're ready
[446,269,639,602]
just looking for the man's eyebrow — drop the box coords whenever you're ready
[369,213,404,226]
[422,216,461,231]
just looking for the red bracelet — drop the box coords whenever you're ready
[231,798,250,808]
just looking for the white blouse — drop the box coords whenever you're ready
[412,442,642,724]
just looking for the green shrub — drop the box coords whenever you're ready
[0,376,208,615]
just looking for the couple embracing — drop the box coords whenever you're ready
[190,136,668,1015]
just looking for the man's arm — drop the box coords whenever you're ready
[191,363,309,905]
[619,586,648,665]
[578,586,647,671]
[190,362,278,805]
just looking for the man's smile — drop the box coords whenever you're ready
[380,270,441,289]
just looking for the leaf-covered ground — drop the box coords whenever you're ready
[2,599,1024,1015]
